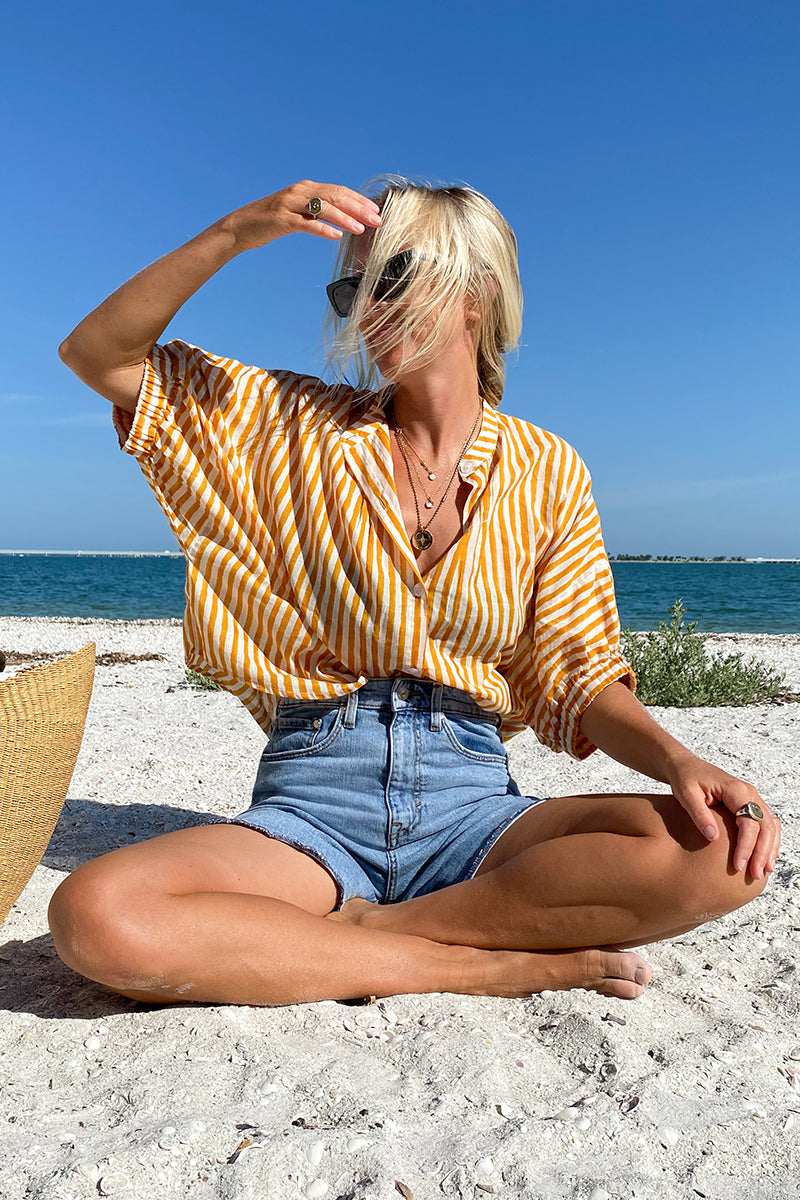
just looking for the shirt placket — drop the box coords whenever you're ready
[341,415,429,678]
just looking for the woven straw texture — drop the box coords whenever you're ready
[0,643,95,926]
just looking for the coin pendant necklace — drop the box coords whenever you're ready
[392,405,482,552]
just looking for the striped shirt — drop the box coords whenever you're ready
[113,340,632,758]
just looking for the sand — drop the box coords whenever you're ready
[1,617,798,1200]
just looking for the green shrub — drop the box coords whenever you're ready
[620,599,786,707]
[185,669,222,690]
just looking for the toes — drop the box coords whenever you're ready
[594,978,646,1001]
[584,949,653,1000]
[603,950,653,986]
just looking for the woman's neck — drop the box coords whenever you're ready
[389,354,482,461]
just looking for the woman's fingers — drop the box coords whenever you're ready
[724,781,781,878]
[732,813,765,875]
[226,182,381,251]
[735,807,781,879]
[292,182,381,239]
[670,760,780,881]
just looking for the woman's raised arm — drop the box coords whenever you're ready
[58,182,381,412]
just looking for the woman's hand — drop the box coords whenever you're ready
[667,753,781,880]
[580,680,781,881]
[223,181,382,253]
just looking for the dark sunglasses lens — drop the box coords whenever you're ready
[374,251,415,303]
[327,279,359,318]
[327,252,417,316]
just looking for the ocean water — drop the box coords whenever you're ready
[0,554,185,621]
[0,554,798,632]
[609,561,800,633]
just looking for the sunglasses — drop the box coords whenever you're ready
[326,249,416,319]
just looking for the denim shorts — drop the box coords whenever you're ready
[230,677,546,907]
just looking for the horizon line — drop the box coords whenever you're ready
[1,550,800,562]
[0,549,183,556]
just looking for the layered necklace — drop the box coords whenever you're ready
[391,404,483,552]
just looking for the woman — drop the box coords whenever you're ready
[49,178,779,1006]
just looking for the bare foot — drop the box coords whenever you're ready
[329,903,653,1000]
[477,946,653,1001]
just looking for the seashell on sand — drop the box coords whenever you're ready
[306,1140,324,1167]
[98,1172,131,1195]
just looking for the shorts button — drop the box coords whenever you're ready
[396,684,411,701]
[313,718,321,728]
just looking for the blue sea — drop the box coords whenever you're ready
[0,554,798,632]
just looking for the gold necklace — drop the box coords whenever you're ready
[392,406,482,551]
[398,440,446,510]
[396,426,441,481]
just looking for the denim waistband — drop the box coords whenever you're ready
[275,678,499,733]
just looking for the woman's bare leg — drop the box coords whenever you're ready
[333,793,768,949]
[48,823,653,1004]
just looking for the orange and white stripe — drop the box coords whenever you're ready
[113,340,631,758]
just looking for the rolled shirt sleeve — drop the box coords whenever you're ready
[112,340,276,463]
[502,449,634,759]
[111,339,294,555]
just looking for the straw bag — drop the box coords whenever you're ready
[0,643,95,926]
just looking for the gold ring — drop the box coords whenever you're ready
[736,802,764,821]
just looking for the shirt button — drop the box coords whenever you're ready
[413,583,425,598]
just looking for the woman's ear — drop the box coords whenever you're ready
[466,271,499,322]
[465,297,481,325]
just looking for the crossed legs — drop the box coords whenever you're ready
[332,793,765,947]
[48,792,765,1006]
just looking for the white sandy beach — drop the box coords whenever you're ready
[1,616,798,1200]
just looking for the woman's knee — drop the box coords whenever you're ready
[48,854,165,988]
[656,802,769,923]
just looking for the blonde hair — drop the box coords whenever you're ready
[324,177,523,408]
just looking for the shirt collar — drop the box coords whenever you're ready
[344,391,500,475]
[339,393,392,475]
[459,402,499,484]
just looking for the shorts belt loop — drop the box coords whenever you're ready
[430,682,443,732]
[343,689,359,729]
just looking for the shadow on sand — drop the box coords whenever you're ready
[1,797,220,1018]
[0,934,143,1018]
[40,795,221,873]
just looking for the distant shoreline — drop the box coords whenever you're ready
[0,550,183,557]
[1,551,797,563]
[610,558,800,565]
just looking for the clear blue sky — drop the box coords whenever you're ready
[2,0,797,557]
